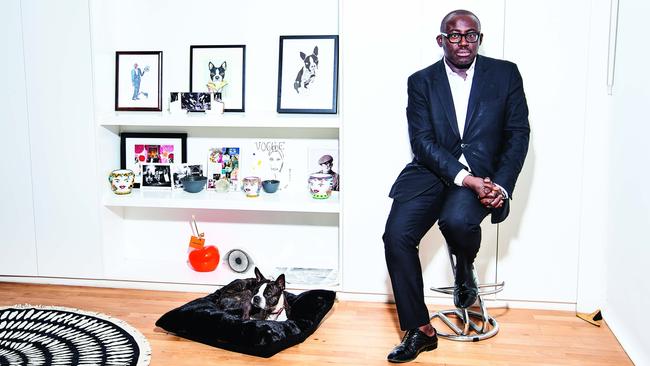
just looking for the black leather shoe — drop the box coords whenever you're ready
[454,282,478,308]
[387,329,438,363]
[454,256,478,308]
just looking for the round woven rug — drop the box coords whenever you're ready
[0,305,151,366]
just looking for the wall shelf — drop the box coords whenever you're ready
[96,111,341,129]
[103,189,340,213]
[104,257,340,291]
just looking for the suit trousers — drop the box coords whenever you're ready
[383,183,490,331]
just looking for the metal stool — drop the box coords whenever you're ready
[430,247,504,342]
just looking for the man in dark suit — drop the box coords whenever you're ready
[384,10,530,363]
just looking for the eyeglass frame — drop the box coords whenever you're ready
[439,31,482,44]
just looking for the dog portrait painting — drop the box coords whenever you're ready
[190,45,246,112]
[277,35,338,113]
[293,46,318,93]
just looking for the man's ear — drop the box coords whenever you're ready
[436,35,443,47]
[479,33,484,46]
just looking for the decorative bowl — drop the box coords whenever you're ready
[181,175,207,193]
[262,179,280,193]
[308,173,333,199]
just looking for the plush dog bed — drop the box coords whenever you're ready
[155,288,336,358]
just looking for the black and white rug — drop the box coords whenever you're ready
[0,305,151,366]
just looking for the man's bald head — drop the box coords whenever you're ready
[440,10,481,33]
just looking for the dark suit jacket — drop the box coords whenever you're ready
[389,55,530,223]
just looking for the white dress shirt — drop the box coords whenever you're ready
[444,58,509,198]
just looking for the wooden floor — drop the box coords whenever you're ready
[0,283,631,365]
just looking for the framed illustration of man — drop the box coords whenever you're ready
[115,51,163,111]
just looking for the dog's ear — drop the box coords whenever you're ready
[221,61,227,70]
[313,46,318,56]
[208,61,215,70]
[276,274,285,289]
[300,52,306,61]
[254,267,266,281]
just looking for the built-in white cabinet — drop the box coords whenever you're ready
[96,113,341,290]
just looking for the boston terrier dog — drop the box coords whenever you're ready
[216,267,290,321]
[293,46,319,93]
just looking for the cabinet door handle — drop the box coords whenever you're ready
[607,0,620,95]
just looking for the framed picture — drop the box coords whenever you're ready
[277,35,339,114]
[115,51,163,111]
[190,45,246,112]
[120,132,187,188]
[141,164,172,190]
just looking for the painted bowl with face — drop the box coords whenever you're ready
[242,176,261,197]
[109,169,135,195]
[262,179,280,194]
[308,173,334,199]
[181,175,208,193]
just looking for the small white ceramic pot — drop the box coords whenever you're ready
[242,176,261,197]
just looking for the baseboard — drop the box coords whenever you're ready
[0,275,576,311]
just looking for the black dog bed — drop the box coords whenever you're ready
[155,288,336,358]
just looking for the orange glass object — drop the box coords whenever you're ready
[189,236,205,249]
[188,245,220,272]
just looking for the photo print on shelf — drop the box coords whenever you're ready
[171,163,205,191]
[207,147,240,192]
[246,140,292,190]
[141,163,172,190]
[308,148,339,191]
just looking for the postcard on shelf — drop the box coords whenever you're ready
[207,147,240,192]
[308,147,340,191]
[171,163,205,191]
[141,163,172,190]
[243,140,292,191]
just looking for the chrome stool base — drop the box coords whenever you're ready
[430,248,504,342]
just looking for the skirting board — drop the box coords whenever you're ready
[0,275,575,311]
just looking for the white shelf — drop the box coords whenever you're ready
[103,189,340,213]
[105,257,340,290]
[96,111,340,129]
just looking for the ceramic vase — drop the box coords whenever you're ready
[242,176,261,197]
[109,169,135,195]
[308,173,333,199]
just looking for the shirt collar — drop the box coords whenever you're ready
[443,56,477,79]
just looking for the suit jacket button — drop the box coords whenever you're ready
[461,143,468,148]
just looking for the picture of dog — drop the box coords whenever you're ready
[293,46,319,93]
[215,267,290,321]
[208,61,227,92]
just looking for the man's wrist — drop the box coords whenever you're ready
[454,169,472,187]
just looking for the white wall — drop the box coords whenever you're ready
[0,0,38,275]
[602,0,650,364]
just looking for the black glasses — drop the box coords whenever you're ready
[440,32,481,44]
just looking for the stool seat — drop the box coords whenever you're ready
[430,248,504,342]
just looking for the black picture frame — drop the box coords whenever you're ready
[189,45,246,112]
[115,51,163,111]
[277,35,339,114]
[120,132,187,188]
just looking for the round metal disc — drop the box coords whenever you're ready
[227,249,250,273]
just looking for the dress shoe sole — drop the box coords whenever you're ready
[387,342,438,363]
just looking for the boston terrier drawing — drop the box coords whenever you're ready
[293,46,319,93]
[216,267,290,321]
[207,61,227,92]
